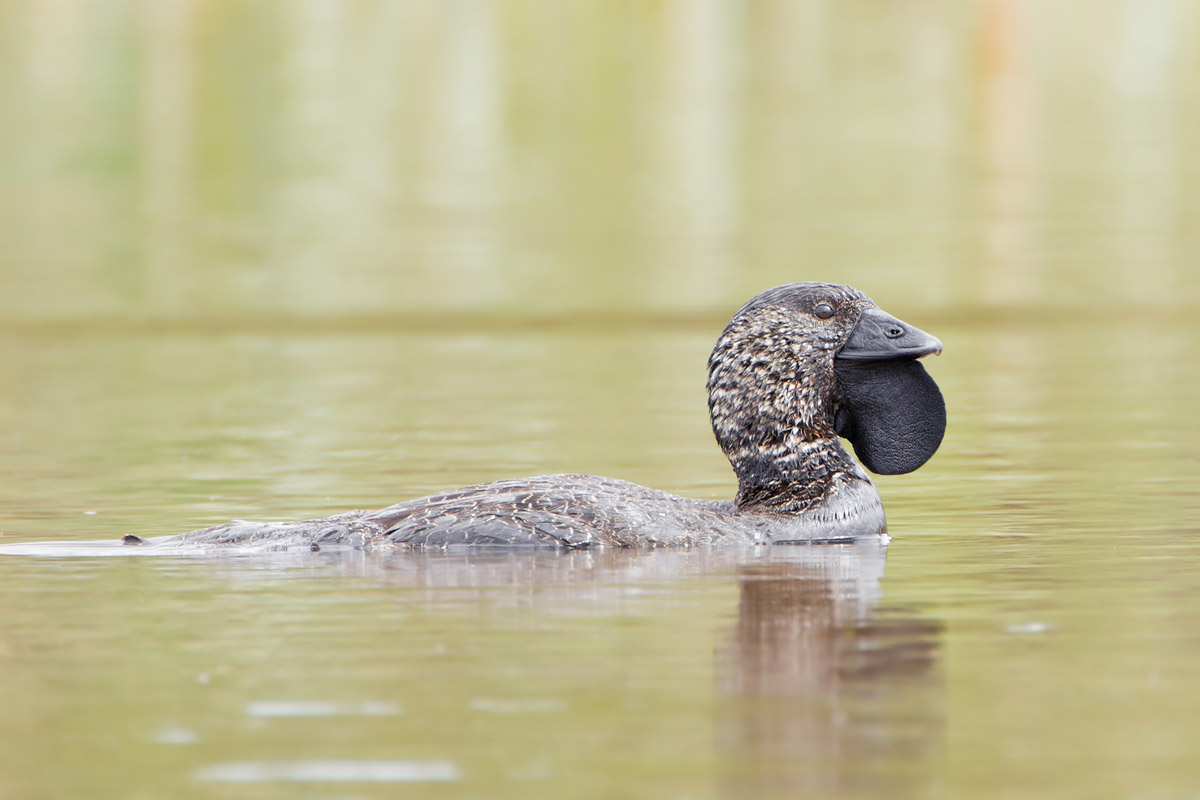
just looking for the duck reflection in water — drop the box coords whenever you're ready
[716,543,943,798]
[73,540,941,795]
[201,542,943,796]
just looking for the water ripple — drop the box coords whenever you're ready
[193,760,459,783]
[245,700,401,718]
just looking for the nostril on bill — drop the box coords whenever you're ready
[885,326,904,339]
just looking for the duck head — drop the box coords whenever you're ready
[707,283,945,510]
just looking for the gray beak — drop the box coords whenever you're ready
[837,307,943,362]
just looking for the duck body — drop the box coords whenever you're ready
[156,282,945,552]
[174,471,887,551]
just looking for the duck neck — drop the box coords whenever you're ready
[728,434,858,513]
[707,322,860,514]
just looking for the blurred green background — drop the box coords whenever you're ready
[3,0,1197,323]
[2,2,1200,799]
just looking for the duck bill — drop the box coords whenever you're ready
[837,307,943,362]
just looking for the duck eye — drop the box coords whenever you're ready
[814,302,836,320]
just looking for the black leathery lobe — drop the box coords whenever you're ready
[834,359,946,475]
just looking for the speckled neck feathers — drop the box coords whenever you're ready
[706,284,871,514]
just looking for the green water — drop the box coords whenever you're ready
[3,2,1200,798]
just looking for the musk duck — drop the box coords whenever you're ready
[157,282,945,551]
